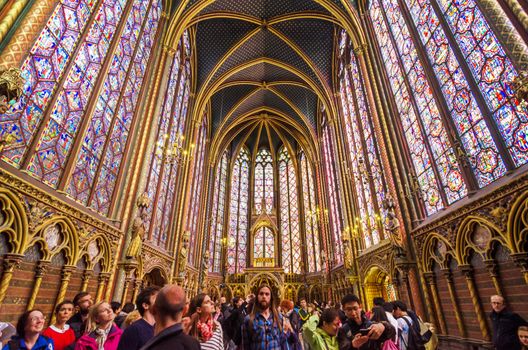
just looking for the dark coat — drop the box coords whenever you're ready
[139,324,200,350]
[338,313,395,350]
[67,313,86,340]
[491,310,527,350]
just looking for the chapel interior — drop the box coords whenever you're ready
[0,0,528,348]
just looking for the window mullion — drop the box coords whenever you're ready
[427,0,516,170]
[377,1,450,208]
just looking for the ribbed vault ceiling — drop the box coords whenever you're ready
[183,0,359,156]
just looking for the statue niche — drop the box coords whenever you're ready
[126,193,150,261]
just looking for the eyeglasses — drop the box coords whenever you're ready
[29,316,45,323]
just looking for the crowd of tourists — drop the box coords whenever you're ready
[0,285,526,350]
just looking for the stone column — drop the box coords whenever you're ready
[0,254,23,304]
[423,272,447,334]
[26,261,50,310]
[460,265,490,341]
[96,273,111,302]
[441,268,466,337]
[484,259,504,296]
[81,270,93,292]
[131,279,142,303]
[50,265,76,324]
[511,253,528,284]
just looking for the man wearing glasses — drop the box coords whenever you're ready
[490,295,527,350]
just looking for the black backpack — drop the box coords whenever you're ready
[400,316,426,350]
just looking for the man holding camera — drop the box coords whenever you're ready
[338,295,395,350]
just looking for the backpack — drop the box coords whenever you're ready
[400,316,425,350]
[382,339,400,350]
[407,312,433,344]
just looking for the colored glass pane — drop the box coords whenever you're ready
[255,149,274,214]
[209,152,228,273]
[28,0,128,187]
[301,153,321,272]
[1,0,98,166]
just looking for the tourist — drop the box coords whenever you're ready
[241,285,290,350]
[280,300,301,335]
[490,295,528,350]
[74,301,122,350]
[518,326,528,350]
[2,310,54,350]
[370,307,398,349]
[298,298,310,327]
[224,297,245,348]
[392,300,413,350]
[123,311,141,329]
[43,301,76,350]
[140,285,200,350]
[301,308,340,350]
[69,292,93,339]
[337,294,392,350]
[185,293,223,350]
[244,294,255,315]
[381,302,399,341]
[117,286,159,350]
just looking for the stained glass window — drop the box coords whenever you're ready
[321,121,344,264]
[254,227,275,263]
[279,147,301,274]
[227,148,250,273]
[0,0,162,216]
[186,120,207,266]
[254,149,274,214]
[141,33,191,249]
[300,152,321,272]
[338,33,390,247]
[209,151,229,273]
[369,0,528,216]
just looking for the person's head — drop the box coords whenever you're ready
[371,306,388,323]
[373,297,385,307]
[188,293,214,318]
[54,301,75,325]
[280,300,294,313]
[87,301,114,332]
[233,296,243,308]
[220,296,227,304]
[122,302,135,314]
[110,301,122,314]
[318,308,341,337]
[300,298,307,309]
[153,284,186,325]
[124,310,141,328]
[518,326,528,347]
[16,310,45,338]
[491,295,506,313]
[341,294,362,324]
[246,294,255,304]
[307,303,315,314]
[255,285,273,311]
[73,292,93,315]
[382,302,394,313]
[136,286,159,317]
[392,300,407,318]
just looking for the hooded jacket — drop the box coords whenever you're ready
[301,315,339,350]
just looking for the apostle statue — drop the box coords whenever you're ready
[125,193,150,260]
[177,231,190,279]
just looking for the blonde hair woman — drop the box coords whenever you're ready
[75,301,123,350]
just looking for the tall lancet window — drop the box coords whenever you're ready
[142,31,191,249]
[300,152,321,272]
[254,227,275,267]
[369,0,528,216]
[254,149,274,214]
[227,148,250,273]
[186,119,207,266]
[338,31,387,248]
[322,119,344,264]
[209,151,229,273]
[0,0,162,215]
[278,147,301,274]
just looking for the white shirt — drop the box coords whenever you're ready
[397,315,412,350]
[385,311,399,341]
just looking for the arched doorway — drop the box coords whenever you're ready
[363,266,397,309]
[143,267,167,287]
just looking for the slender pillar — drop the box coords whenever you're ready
[26,261,49,310]
[460,265,490,341]
[511,253,528,284]
[502,0,528,32]
[81,270,93,292]
[50,265,76,324]
[0,254,23,304]
[423,272,447,334]
[96,273,111,302]
[0,0,30,45]
[441,268,466,337]
[484,259,505,296]
[131,280,142,303]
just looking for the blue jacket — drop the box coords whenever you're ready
[2,335,54,350]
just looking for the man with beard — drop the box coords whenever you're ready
[241,285,291,350]
[338,294,394,350]
[68,292,93,339]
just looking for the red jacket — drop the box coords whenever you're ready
[74,324,123,350]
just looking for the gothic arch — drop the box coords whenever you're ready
[421,233,456,272]
[30,216,79,265]
[0,188,29,254]
[508,190,528,253]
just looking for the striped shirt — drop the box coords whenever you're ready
[199,321,224,350]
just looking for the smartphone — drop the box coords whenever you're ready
[358,328,370,336]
